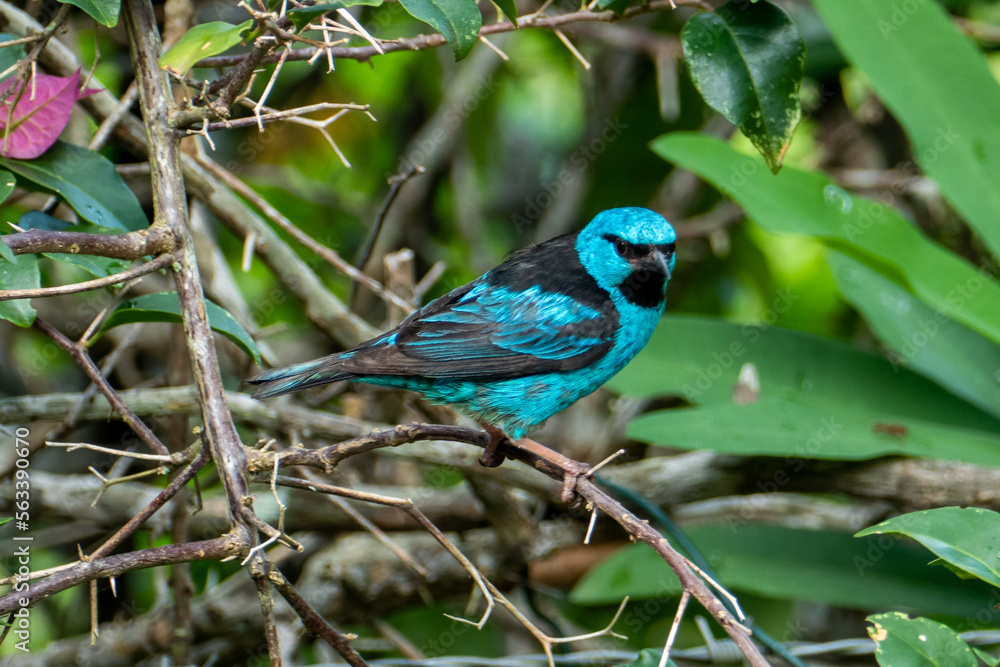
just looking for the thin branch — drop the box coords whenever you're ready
[124,0,252,529]
[88,441,208,561]
[1,226,175,260]
[269,566,370,667]
[0,253,172,301]
[192,153,414,314]
[354,165,425,284]
[33,318,171,457]
[194,0,702,68]
[0,536,239,615]
[47,441,176,463]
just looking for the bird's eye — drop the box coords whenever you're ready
[613,238,630,258]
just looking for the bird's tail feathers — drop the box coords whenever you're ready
[247,357,352,399]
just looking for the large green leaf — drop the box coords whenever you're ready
[813,0,1000,261]
[828,251,1000,420]
[681,0,804,173]
[609,315,1000,434]
[0,253,39,326]
[628,396,1000,465]
[398,0,481,61]
[857,507,1000,589]
[868,613,976,667]
[0,141,147,232]
[651,133,1000,348]
[572,524,1000,619]
[159,21,253,75]
[58,0,120,26]
[99,292,261,365]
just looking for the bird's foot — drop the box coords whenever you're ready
[558,459,592,504]
[478,424,508,468]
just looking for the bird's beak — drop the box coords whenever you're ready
[639,248,673,280]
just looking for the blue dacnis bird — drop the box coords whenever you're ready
[248,207,676,500]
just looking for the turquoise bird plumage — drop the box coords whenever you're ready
[249,207,676,487]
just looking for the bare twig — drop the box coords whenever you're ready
[354,165,425,279]
[269,566,370,667]
[194,0,702,68]
[0,253,172,301]
[33,318,170,456]
[0,536,240,614]
[191,154,414,314]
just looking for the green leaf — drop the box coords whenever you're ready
[491,0,517,25]
[0,142,147,232]
[572,525,1000,619]
[58,0,120,26]
[0,239,13,264]
[100,292,261,365]
[0,517,11,527]
[0,253,39,326]
[974,648,1000,667]
[856,507,1000,589]
[828,251,1000,420]
[626,649,676,667]
[398,0,482,60]
[681,0,805,173]
[0,34,27,81]
[0,168,14,204]
[609,315,1000,434]
[813,0,1000,261]
[651,133,1000,349]
[159,21,253,75]
[286,0,384,30]
[868,612,976,667]
[628,397,1000,466]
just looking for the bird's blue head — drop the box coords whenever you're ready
[576,207,677,309]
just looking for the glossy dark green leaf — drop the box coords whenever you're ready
[857,507,1000,589]
[58,0,120,26]
[398,0,481,60]
[681,0,805,172]
[813,0,1000,261]
[651,133,1000,349]
[0,142,147,232]
[629,397,1000,466]
[828,251,1000,420]
[609,315,1000,434]
[100,292,262,365]
[0,253,39,326]
[159,21,253,75]
[286,0,384,30]
[868,613,976,667]
[572,525,1000,620]
[0,34,27,81]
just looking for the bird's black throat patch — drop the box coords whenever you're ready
[618,269,666,309]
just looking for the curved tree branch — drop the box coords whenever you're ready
[1,226,175,260]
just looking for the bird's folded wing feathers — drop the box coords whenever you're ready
[335,280,617,379]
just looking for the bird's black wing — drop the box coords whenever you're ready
[335,235,619,380]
